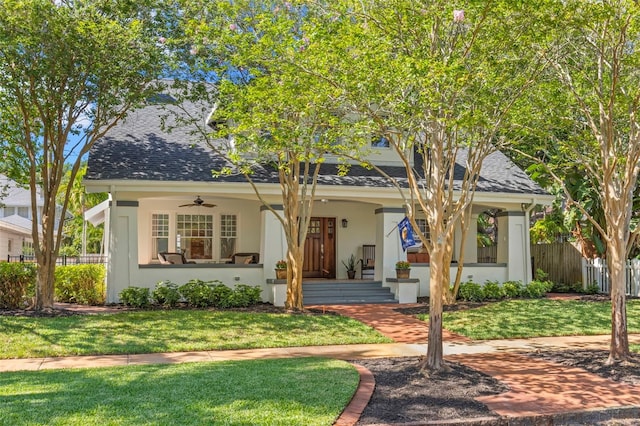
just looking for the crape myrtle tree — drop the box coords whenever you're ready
[174,0,365,311]
[314,0,543,371]
[522,0,640,363]
[0,0,165,310]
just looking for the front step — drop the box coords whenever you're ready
[303,280,397,305]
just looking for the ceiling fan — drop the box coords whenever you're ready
[179,196,216,208]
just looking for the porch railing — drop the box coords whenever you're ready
[6,254,106,266]
[582,258,640,296]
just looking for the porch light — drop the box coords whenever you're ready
[342,218,348,228]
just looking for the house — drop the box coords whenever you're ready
[0,174,39,260]
[84,95,554,305]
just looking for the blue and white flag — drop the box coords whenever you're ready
[398,217,416,252]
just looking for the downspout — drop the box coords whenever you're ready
[523,200,537,284]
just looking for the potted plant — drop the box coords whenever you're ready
[342,254,357,279]
[395,260,411,279]
[275,260,287,279]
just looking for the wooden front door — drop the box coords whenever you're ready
[303,217,336,278]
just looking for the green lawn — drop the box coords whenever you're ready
[430,298,640,340]
[0,357,357,426]
[0,310,391,359]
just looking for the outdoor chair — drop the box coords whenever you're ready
[360,245,375,279]
[158,252,196,264]
[226,252,260,264]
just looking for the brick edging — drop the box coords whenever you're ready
[334,363,375,426]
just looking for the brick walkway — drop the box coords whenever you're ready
[327,303,640,421]
[323,303,470,344]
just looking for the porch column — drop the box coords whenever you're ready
[454,213,478,263]
[259,205,287,279]
[375,207,406,280]
[107,199,139,303]
[496,211,529,283]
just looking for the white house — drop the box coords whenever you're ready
[84,95,554,306]
[0,175,39,260]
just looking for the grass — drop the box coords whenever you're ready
[427,298,640,340]
[0,310,391,359]
[0,357,358,426]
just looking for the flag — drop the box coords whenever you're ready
[398,217,416,252]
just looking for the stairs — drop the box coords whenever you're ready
[302,280,397,305]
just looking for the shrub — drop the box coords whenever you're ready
[502,281,523,299]
[584,282,600,295]
[179,279,218,307]
[152,280,181,307]
[482,281,504,300]
[211,283,234,308]
[523,281,548,298]
[458,281,484,302]
[55,264,105,305]
[229,284,262,308]
[119,287,150,308]
[0,262,36,309]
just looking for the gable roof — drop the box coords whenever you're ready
[86,100,548,196]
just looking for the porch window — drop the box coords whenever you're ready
[151,213,169,259]
[177,214,213,260]
[219,214,237,260]
[414,218,430,240]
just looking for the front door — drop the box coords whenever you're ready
[303,217,336,278]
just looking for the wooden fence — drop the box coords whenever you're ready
[477,242,583,285]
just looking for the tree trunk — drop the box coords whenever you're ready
[606,230,630,363]
[34,250,56,310]
[419,246,448,373]
[285,249,304,312]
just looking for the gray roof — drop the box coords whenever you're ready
[86,101,548,196]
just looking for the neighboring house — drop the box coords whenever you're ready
[0,174,40,260]
[84,95,554,305]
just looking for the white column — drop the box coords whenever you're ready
[259,205,287,279]
[496,211,528,283]
[107,199,139,303]
[375,207,406,280]
[454,213,478,263]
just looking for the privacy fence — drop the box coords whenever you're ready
[478,242,584,285]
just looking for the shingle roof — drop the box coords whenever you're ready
[86,101,548,195]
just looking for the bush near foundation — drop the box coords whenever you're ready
[55,264,106,305]
[0,262,36,309]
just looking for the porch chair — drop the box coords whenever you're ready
[360,245,375,279]
[158,252,196,264]
[226,252,260,264]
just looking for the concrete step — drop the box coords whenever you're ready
[302,280,397,305]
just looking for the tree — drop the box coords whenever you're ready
[0,0,165,310]
[524,0,640,363]
[172,0,362,311]
[314,0,542,371]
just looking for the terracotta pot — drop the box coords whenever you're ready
[396,269,410,279]
[275,269,287,279]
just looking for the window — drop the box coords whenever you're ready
[22,241,34,256]
[2,207,14,217]
[415,218,430,240]
[177,214,213,260]
[7,239,12,253]
[219,214,237,259]
[17,207,29,218]
[151,214,169,259]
